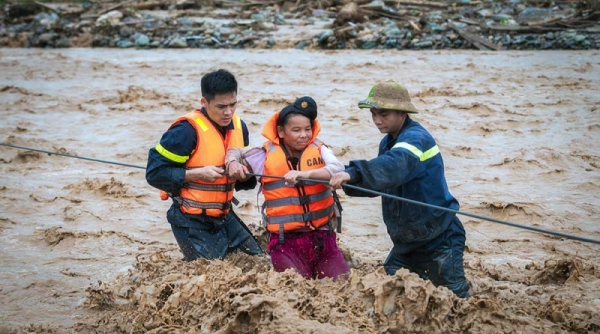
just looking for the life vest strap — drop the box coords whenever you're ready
[175,197,231,210]
[262,179,286,191]
[264,189,332,208]
[333,191,343,233]
[262,179,322,191]
[184,182,235,192]
[265,205,334,225]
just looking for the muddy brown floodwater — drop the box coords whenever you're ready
[0,48,599,333]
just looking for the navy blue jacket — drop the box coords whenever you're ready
[146,108,256,228]
[344,116,459,253]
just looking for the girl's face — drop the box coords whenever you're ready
[277,114,312,154]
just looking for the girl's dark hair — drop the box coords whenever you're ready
[201,69,237,102]
[277,96,317,127]
[276,110,315,127]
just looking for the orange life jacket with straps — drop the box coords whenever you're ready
[161,110,244,217]
[260,112,335,240]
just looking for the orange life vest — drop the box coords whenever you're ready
[169,110,244,217]
[260,112,335,237]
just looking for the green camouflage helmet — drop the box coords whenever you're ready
[358,81,419,113]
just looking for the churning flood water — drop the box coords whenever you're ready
[0,49,599,333]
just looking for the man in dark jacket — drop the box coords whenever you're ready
[146,69,262,261]
[330,81,470,298]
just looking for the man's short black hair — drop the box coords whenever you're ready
[201,69,238,102]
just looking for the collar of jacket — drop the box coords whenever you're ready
[399,115,412,134]
[386,115,413,148]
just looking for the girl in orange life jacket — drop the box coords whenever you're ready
[226,96,350,280]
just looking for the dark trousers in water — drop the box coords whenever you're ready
[384,217,471,298]
[171,211,263,261]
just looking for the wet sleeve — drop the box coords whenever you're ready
[232,148,262,190]
[226,148,243,167]
[342,165,376,197]
[320,145,345,176]
[145,121,197,194]
[226,147,265,175]
[343,136,423,193]
[241,147,267,176]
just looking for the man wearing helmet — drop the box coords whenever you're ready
[330,81,470,298]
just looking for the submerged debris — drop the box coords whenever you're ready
[80,250,600,333]
[1,0,599,50]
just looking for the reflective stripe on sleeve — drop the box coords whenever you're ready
[392,142,440,162]
[155,143,189,163]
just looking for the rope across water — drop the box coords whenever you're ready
[2,142,599,245]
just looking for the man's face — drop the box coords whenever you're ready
[201,92,237,127]
[370,108,406,136]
